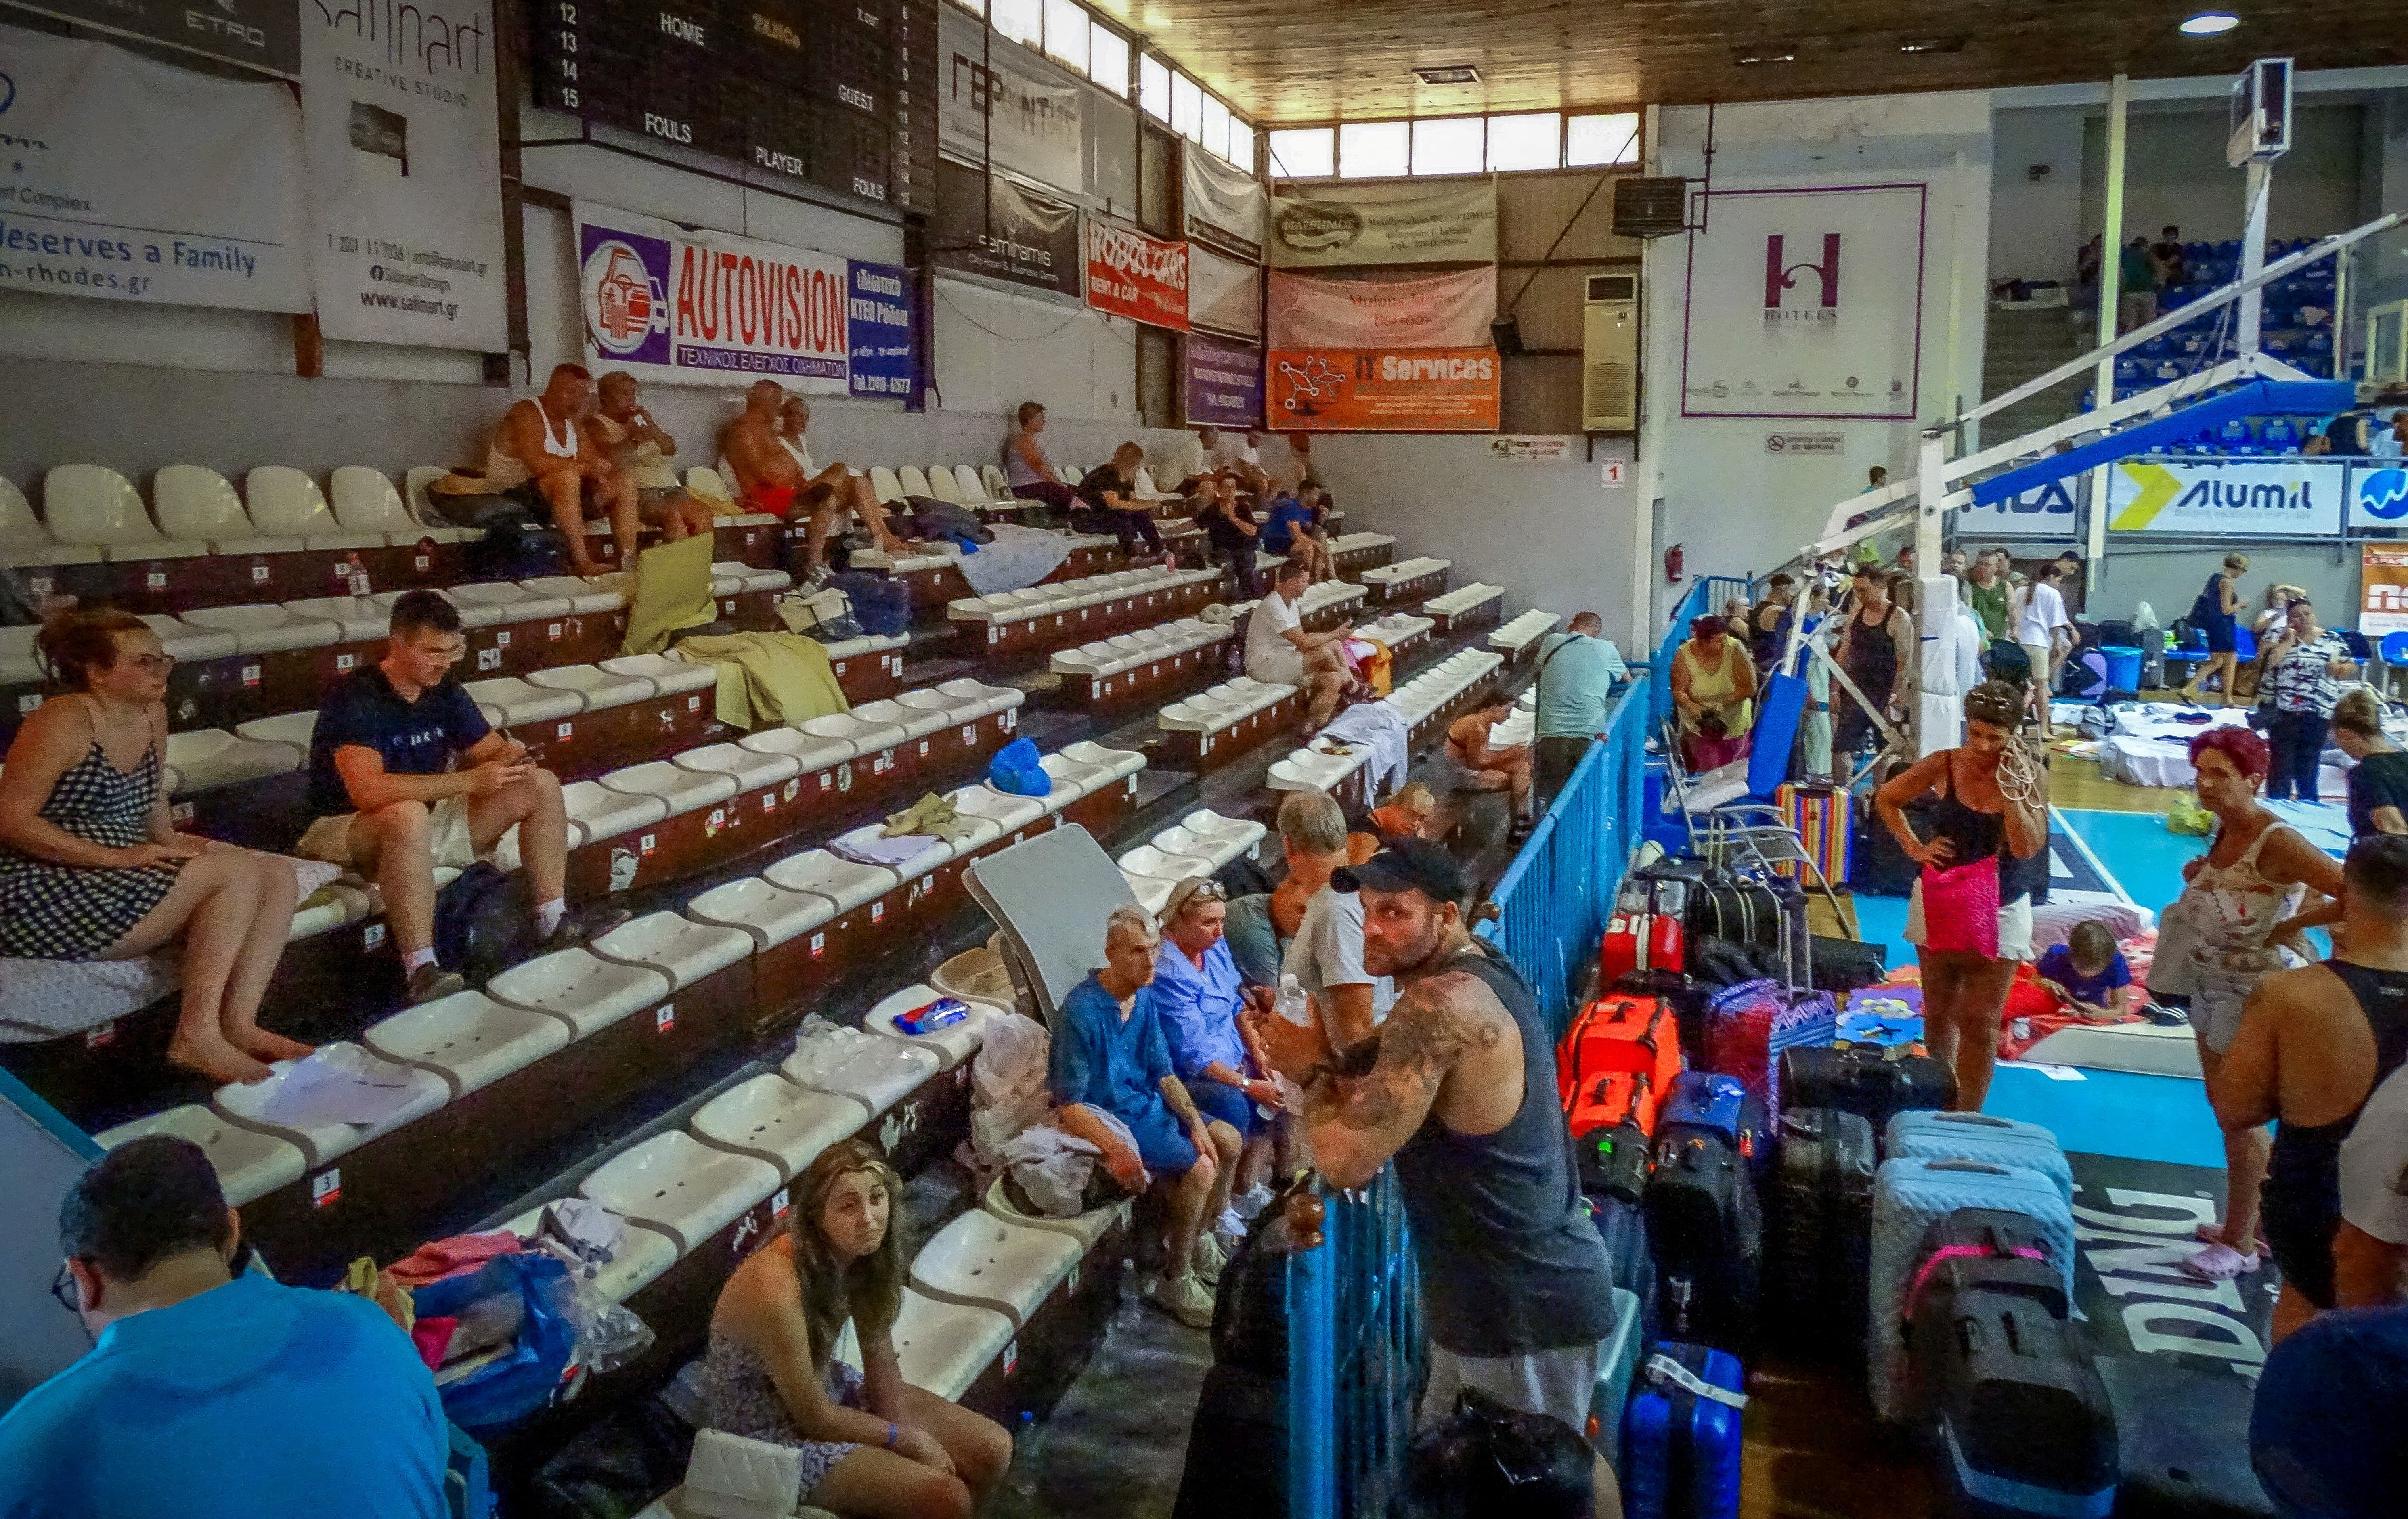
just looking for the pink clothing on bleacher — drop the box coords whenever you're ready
[384,1230,523,1287]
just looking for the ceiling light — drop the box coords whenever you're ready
[1898,36,1967,54]
[1733,45,1797,65]
[1415,64,1481,85]
[2180,11,2240,34]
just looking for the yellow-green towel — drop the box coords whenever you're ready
[620,533,719,657]
[674,630,851,729]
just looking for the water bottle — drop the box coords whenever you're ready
[1274,972,1310,1028]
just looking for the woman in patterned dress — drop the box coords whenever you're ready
[0,611,304,1084]
[704,1139,1013,1518]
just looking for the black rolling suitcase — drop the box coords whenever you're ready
[1767,1108,1874,1359]
[1685,870,1810,987]
[1916,1292,2119,1519]
[1905,1209,2071,1325]
[1779,1044,1955,1147]
[1587,1192,1658,1349]
[1646,1117,1762,1355]
[1172,1364,1287,1519]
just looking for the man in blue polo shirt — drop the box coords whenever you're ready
[0,1136,449,1519]
[1530,611,1628,811]
[297,589,616,1003]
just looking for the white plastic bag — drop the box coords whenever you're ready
[1003,1125,1102,1218]
[968,1010,1052,1169]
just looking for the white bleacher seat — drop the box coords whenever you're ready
[794,708,909,759]
[979,465,1013,500]
[163,728,303,795]
[851,696,952,743]
[501,1200,679,1303]
[850,543,960,574]
[1132,467,1180,503]
[1357,611,1434,649]
[685,876,837,951]
[599,652,720,698]
[868,467,906,505]
[465,675,585,729]
[1151,813,1262,870]
[895,679,1021,728]
[713,562,791,596]
[139,614,237,664]
[328,466,471,545]
[1361,555,1450,590]
[834,1287,1014,1404]
[176,602,344,654]
[948,784,1047,837]
[1268,746,1362,794]
[561,780,660,851]
[864,981,995,1070]
[782,1021,941,1118]
[1030,752,1108,812]
[0,476,96,566]
[897,466,935,499]
[763,849,900,918]
[828,821,958,886]
[528,662,658,710]
[671,740,803,793]
[983,1175,1128,1252]
[279,595,392,644]
[1491,609,1563,654]
[685,466,732,505]
[1117,842,1214,882]
[589,912,753,991]
[1425,583,1503,619]
[489,947,674,1037]
[520,574,629,616]
[924,467,967,506]
[45,464,202,559]
[692,1073,870,1178]
[578,1131,782,1255]
[451,580,574,624]
[1123,870,1175,916]
[0,624,36,688]
[244,467,384,551]
[597,761,741,827]
[908,1209,1083,1326]
[363,990,574,1098]
[95,1104,307,1208]
[288,880,372,943]
[210,1043,449,1169]
[233,710,321,752]
[1059,740,1145,780]
[153,465,304,555]
[1328,531,1393,556]
[734,724,857,774]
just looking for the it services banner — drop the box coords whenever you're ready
[2105,458,2345,538]
[0,24,308,312]
[302,0,508,350]
[1084,220,1188,331]
[1267,347,1500,433]
[575,201,849,392]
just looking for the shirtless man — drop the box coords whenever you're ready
[444,363,635,578]
[718,381,906,583]
[1244,840,1620,1514]
[590,371,717,544]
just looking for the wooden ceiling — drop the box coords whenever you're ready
[1089,1,2376,123]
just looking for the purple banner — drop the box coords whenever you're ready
[1184,333,1262,429]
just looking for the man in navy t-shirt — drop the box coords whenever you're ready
[297,590,615,1003]
[0,1136,449,1519]
[1258,488,1333,580]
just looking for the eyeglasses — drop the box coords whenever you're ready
[126,653,176,674]
[50,1259,80,1314]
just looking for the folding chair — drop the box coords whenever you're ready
[1658,669,1846,921]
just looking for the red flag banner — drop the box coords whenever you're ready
[1084,220,1190,331]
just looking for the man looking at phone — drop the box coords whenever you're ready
[296,591,618,1003]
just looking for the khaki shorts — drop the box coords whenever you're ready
[295,795,485,872]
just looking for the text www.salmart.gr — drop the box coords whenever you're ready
[361,290,460,320]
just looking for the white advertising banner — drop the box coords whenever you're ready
[575,201,850,394]
[1265,268,1495,351]
[2347,463,2408,530]
[0,24,307,312]
[1956,477,2083,539]
[302,1,507,350]
[1188,243,1261,339]
[1184,146,1265,256]
[937,6,1085,196]
[1680,184,1926,421]
[2104,458,2346,538]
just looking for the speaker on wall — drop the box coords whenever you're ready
[1612,177,1691,239]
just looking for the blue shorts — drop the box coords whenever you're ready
[2203,619,2236,654]
[1128,1104,1200,1176]
[1189,1078,1262,1140]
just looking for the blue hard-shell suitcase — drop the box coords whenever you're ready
[1660,1071,1747,1143]
[1870,1157,2075,1423]
[1886,1111,2074,1204]
[1622,1342,1746,1519]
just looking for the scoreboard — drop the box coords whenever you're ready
[532,0,936,214]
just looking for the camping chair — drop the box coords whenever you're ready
[1658,669,1846,921]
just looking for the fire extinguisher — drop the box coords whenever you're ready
[1664,543,1685,585]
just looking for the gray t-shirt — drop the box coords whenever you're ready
[1281,884,1394,1043]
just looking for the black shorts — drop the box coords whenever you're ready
[2260,1180,2338,1310]
[2203,620,2237,654]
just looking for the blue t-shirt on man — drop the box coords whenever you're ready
[0,1271,449,1519]
[1258,498,1317,554]
[305,666,490,817]
[1050,972,1197,1175]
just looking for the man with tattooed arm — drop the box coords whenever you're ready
[1246,840,1622,1511]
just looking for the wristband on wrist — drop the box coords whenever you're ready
[884,1421,899,1450]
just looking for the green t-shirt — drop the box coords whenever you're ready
[1964,576,2010,638]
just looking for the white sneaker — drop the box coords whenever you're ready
[1230,1185,1274,1221]
[1192,1231,1230,1287]
[1216,1207,1248,1241]
[1149,1270,1215,1329]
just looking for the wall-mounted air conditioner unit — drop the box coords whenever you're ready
[1582,274,1638,431]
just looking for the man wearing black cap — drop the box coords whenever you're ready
[1245,840,1621,1477]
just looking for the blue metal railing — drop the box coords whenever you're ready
[1283,576,1744,1517]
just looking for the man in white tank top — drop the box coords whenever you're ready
[429,363,636,578]
[718,381,910,583]
[590,372,717,546]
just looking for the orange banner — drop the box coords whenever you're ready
[1266,347,1501,432]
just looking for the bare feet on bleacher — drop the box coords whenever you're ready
[168,1028,274,1086]
[231,1028,315,1064]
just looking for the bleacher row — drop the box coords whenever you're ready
[2,437,1574,1502]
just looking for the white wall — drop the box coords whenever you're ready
[2079,104,2367,247]
[1990,108,2089,286]
[1310,436,1644,650]
[1637,92,1995,618]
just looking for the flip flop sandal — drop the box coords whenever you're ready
[2180,1241,2262,1281]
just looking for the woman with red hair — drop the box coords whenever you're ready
[2156,724,2345,1280]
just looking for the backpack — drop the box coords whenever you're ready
[433,862,530,987]
[903,495,994,545]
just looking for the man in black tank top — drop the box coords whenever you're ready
[1245,841,1620,1467]
[2210,835,2408,1340]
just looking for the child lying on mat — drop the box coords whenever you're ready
[2032,920,2139,1023]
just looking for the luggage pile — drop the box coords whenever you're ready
[1572,853,2119,1519]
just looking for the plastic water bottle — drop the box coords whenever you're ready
[1274,973,1310,1028]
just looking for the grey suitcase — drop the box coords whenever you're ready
[1884,1110,2074,1203]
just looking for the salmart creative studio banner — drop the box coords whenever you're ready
[2106,458,2345,538]
[1268,347,1500,432]
[847,261,914,399]
[1266,179,1497,269]
[1084,220,1188,331]
[0,23,308,312]
[575,201,850,392]
[1680,184,1926,421]
[931,157,1082,298]
[1184,333,1261,429]
[302,0,508,350]
[1266,267,1496,351]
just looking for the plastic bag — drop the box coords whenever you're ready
[968,1010,1052,1168]
[1003,1124,1103,1217]
[561,1270,656,1376]
[2165,791,2215,836]
[987,736,1051,797]
[410,1253,580,1434]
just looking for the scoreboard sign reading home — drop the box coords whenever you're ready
[534,0,936,212]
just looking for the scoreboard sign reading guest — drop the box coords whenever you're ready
[576,201,851,393]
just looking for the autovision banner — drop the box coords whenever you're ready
[574,201,849,392]
[847,261,914,398]
[2105,458,2345,538]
